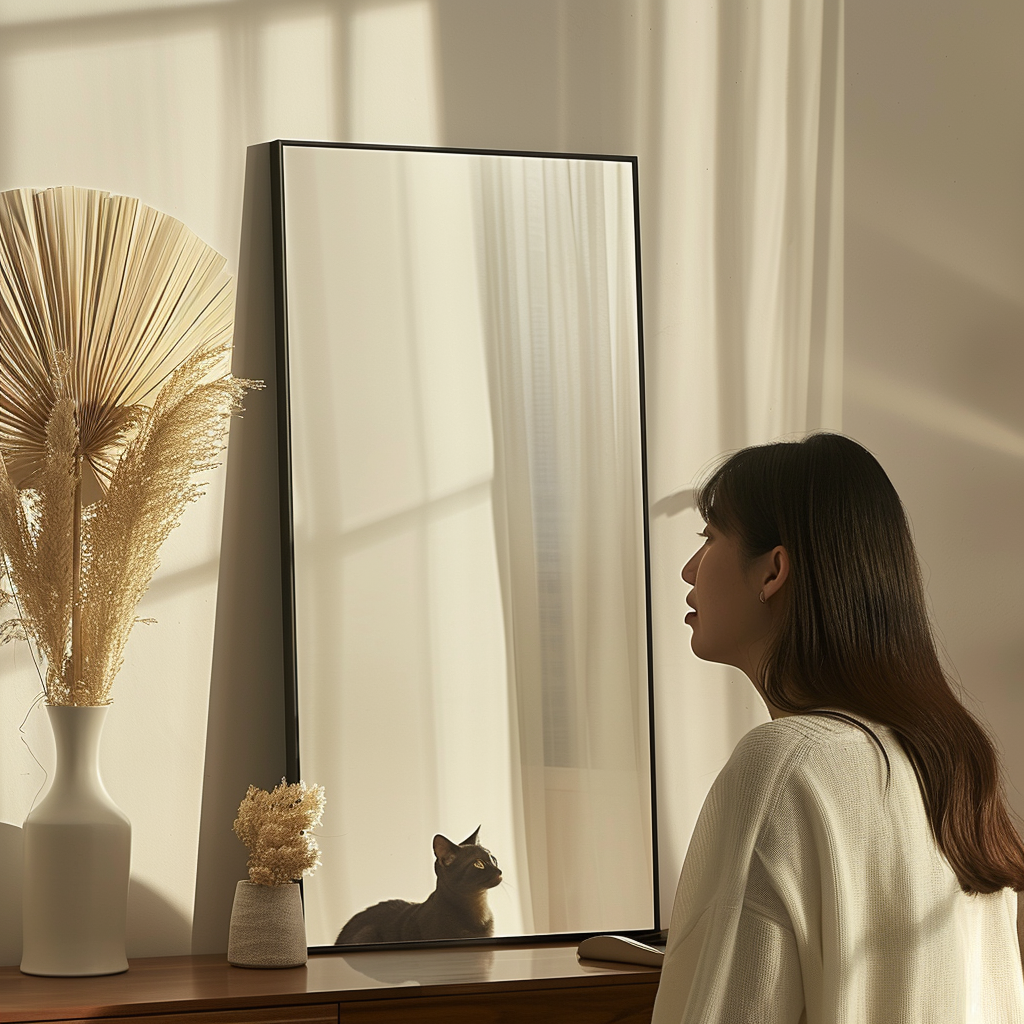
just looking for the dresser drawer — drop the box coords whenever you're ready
[336,983,656,1023]
[67,1005,337,1024]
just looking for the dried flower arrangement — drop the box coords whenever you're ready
[233,779,326,886]
[0,186,260,705]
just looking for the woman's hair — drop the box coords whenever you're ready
[695,432,1024,894]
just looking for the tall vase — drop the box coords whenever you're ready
[21,705,131,977]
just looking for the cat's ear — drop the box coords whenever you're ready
[461,826,481,847]
[433,834,460,866]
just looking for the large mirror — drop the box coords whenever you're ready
[271,141,656,950]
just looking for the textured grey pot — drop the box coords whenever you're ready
[227,880,307,968]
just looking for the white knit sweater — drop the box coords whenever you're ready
[652,712,1024,1023]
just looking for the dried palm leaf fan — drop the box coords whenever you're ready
[0,186,258,705]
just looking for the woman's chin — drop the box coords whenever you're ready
[689,636,727,666]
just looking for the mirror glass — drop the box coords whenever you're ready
[273,141,655,949]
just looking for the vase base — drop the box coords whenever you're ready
[20,962,129,977]
[228,960,307,970]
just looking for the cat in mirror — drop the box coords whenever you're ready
[334,827,502,944]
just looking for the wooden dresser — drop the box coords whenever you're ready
[0,944,660,1023]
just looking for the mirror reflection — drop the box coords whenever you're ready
[274,142,655,947]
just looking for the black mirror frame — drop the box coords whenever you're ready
[268,138,660,953]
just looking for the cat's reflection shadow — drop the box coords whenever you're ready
[338,946,496,986]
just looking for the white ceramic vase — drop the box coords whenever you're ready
[20,704,131,977]
[227,880,307,968]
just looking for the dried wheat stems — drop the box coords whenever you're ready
[0,186,259,705]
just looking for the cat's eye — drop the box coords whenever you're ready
[473,860,484,869]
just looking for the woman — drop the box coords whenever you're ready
[652,433,1024,1023]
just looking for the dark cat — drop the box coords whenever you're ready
[335,827,502,944]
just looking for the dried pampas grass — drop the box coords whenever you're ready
[233,779,326,887]
[0,186,260,705]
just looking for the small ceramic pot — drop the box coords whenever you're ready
[227,880,307,968]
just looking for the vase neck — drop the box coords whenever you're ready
[47,704,110,786]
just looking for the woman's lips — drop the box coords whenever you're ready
[684,611,696,624]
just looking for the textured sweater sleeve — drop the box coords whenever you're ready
[714,902,804,1023]
[653,722,809,1024]
[652,900,804,1024]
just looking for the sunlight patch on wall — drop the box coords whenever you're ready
[847,363,1024,461]
[0,28,224,245]
[258,11,335,141]
[0,0,228,25]
[349,0,440,146]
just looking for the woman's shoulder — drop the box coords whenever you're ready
[710,718,818,808]
[731,711,852,756]
[741,708,886,745]
[724,711,888,789]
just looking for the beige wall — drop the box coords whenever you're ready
[845,0,1024,822]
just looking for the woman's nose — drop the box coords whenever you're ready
[681,548,702,586]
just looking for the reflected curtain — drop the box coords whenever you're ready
[475,158,653,933]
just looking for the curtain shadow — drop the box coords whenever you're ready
[805,0,843,428]
[191,142,288,954]
[713,0,752,452]
[432,0,560,152]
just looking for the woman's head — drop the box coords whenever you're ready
[690,432,934,713]
[687,433,1024,894]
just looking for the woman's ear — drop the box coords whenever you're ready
[761,546,790,601]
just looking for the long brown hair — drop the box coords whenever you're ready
[696,432,1024,894]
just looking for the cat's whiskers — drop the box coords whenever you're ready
[491,880,517,905]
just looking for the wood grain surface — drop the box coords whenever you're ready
[0,945,660,1024]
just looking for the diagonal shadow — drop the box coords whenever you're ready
[191,142,288,954]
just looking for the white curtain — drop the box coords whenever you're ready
[474,158,653,933]
[643,0,844,922]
